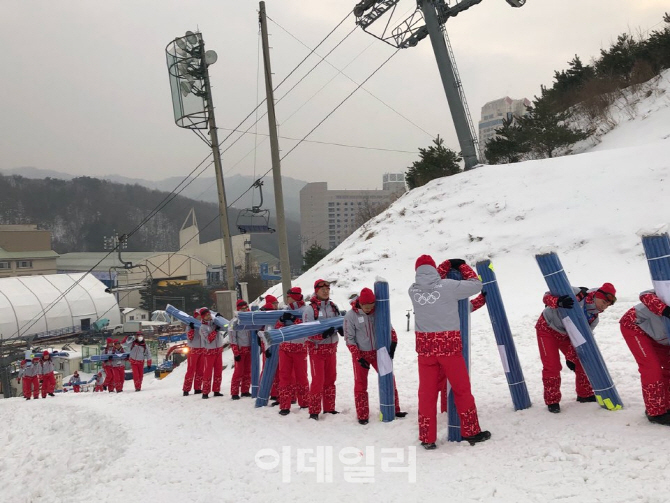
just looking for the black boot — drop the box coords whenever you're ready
[270,400,280,407]
[48,393,55,397]
[324,410,340,414]
[241,392,251,397]
[279,409,290,416]
[309,413,319,420]
[395,411,408,418]
[231,395,240,400]
[547,403,560,413]
[646,411,670,425]
[194,390,202,395]
[213,392,223,397]
[463,430,491,445]
[358,419,369,425]
[577,395,597,403]
[421,442,437,450]
[183,391,189,396]
[202,393,209,399]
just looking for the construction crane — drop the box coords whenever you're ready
[353,0,526,170]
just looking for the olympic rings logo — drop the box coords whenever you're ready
[413,291,440,305]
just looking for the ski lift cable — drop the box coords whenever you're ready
[267,14,434,139]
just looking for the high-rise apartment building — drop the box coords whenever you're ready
[300,175,405,254]
[478,96,530,161]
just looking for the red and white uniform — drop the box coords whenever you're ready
[304,296,340,415]
[70,371,82,393]
[94,372,105,392]
[408,257,484,444]
[39,353,56,398]
[182,311,206,393]
[110,345,126,392]
[620,290,670,417]
[128,338,152,391]
[230,316,252,396]
[200,313,224,396]
[277,299,309,411]
[21,359,41,399]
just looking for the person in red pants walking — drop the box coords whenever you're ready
[344,287,407,424]
[94,371,105,392]
[199,308,222,399]
[409,256,490,450]
[182,310,205,396]
[304,279,341,420]
[620,289,670,425]
[276,304,309,416]
[260,296,281,404]
[128,333,152,391]
[438,292,487,413]
[101,338,114,391]
[536,282,615,413]
[110,341,127,392]
[39,351,56,398]
[230,300,253,399]
[286,287,306,404]
[20,358,41,400]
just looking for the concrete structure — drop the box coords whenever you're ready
[0,273,121,341]
[478,96,530,161]
[300,179,403,253]
[0,225,58,278]
[383,173,407,195]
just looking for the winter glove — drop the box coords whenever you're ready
[321,327,336,338]
[556,295,574,309]
[279,312,296,323]
[189,322,195,330]
[565,359,576,372]
[358,358,370,370]
[337,327,344,337]
[662,306,670,319]
[146,363,151,370]
[481,290,487,297]
[215,312,224,318]
[389,341,397,359]
[448,258,466,269]
[234,355,241,362]
[264,349,272,359]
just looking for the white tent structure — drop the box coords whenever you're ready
[0,273,120,341]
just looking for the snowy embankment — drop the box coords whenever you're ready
[2,76,670,502]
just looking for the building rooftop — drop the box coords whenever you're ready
[0,247,59,259]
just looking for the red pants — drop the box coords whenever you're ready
[182,348,205,392]
[418,354,481,443]
[536,324,593,404]
[201,349,223,395]
[22,376,40,399]
[94,385,103,392]
[621,322,670,416]
[231,349,252,396]
[130,359,146,391]
[112,366,126,392]
[41,372,56,397]
[279,347,309,410]
[353,350,401,421]
[102,364,112,390]
[308,344,337,415]
[73,385,81,393]
[262,350,280,398]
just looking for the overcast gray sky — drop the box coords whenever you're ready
[1,1,667,190]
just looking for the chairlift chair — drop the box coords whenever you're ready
[236,180,275,234]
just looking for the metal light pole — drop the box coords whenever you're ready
[259,2,292,302]
[165,31,236,291]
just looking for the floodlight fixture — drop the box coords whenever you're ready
[176,38,188,51]
[204,50,218,66]
[180,81,192,97]
[185,31,198,45]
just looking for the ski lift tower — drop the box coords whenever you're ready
[353,0,526,170]
[165,31,237,290]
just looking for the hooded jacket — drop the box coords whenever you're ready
[541,287,601,334]
[631,290,669,345]
[343,304,398,352]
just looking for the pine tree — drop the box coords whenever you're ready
[303,243,329,270]
[483,116,531,164]
[405,136,462,190]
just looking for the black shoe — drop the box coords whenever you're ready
[213,392,223,397]
[279,409,290,416]
[116,390,123,393]
[646,411,670,425]
[25,397,30,400]
[324,410,340,414]
[547,403,561,413]
[421,442,437,450]
[231,395,240,400]
[270,395,278,400]
[309,414,319,420]
[577,395,596,403]
[194,390,202,395]
[135,389,141,392]
[358,419,369,425]
[202,393,209,399]
[270,400,280,407]
[395,411,408,418]
[463,430,491,445]
[241,392,252,397]
[48,393,55,397]
[183,391,189,396]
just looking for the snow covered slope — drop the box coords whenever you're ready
[2,76,670,502]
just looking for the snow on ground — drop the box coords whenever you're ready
[2,78,670,502]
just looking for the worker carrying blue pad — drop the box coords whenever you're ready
[258,317,344,347]
[166,304,229,330]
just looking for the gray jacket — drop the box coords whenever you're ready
[230,316,252,347]
[111,348,126,367]
[200,320,223,350]
[344,308,377,351]
[23,362,41,378]
[40,359,55,374]
[541,286,600,334]
[303,299,340,345]
[409,265,482,332]
[128,342,151,361]
[634,289,669,346]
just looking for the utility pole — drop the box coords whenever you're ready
[201,58,237,290]
[259,1,292,302]
[418,0,478,169]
